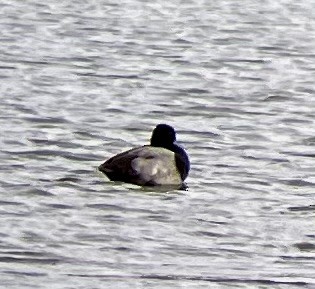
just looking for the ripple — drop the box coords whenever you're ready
[288,205,315,212]
[19,188,54,196]
[66,273,310,286]
[1,0,315,288]
[3,270,47,277]
[294,242,315,252]
[0,256,59,265]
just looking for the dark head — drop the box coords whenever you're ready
[150,124,176,148]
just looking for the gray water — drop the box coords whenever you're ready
[1,0,315,288]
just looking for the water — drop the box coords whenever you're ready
[1,0,315,288]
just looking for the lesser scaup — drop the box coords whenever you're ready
[98,124,190,186]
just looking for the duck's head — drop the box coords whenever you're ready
[150,124,176,148]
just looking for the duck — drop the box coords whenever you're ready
[98,124,190,186]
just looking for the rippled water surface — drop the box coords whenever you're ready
[1,0,315,288]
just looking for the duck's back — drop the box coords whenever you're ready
[99,146,182,186]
